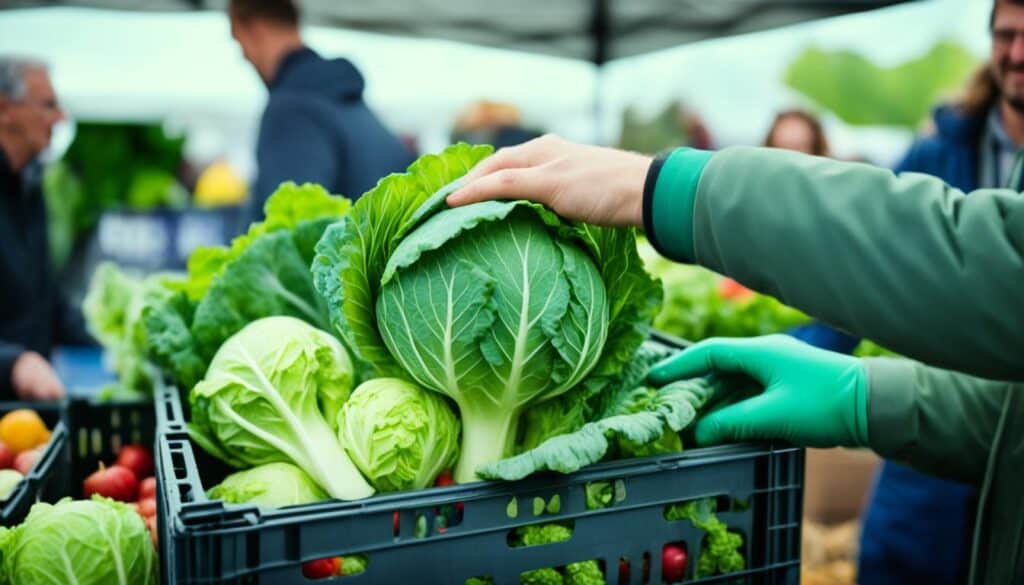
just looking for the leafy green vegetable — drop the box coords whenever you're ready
[83,262,184,394]
[313,144,661,483]
[477,377,719,481]
[141,183,351,388]
[188,316,369,500]
[337,378,460,492]
[513,524,604,585]
[0,470,23,501]
[785,41,976,129]
[206,462,328,507]
[0,496,157,585]
[639,240,808,341]
[183,182,350,302]
[341,555,368,576]
[666,498,745,577]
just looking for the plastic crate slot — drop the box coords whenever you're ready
[641,551,651,584]
[431,500,463,533]
[466,575,493,584]
[91,428,103,456]
[616,557,630,585]
[109,432,123,457]
[506,496,518,518]
[584,479,625,510]
[170,447,189,480]
[506,520,575,549]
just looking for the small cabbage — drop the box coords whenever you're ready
[338,378,460,492]
[0,470,22,501]
[0,496,156,585]
[189,316,371,500]
[207,462,328,507]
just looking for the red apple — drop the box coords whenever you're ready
[662,544,688,583]
[137,497,157,518]
[138,476,157,500]
[13,448,40,475]
[0,442,13,470]
[84,464,138,501]
[116,444,154,479]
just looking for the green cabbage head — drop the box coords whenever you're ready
[313,144,662,482]
[188,316,371,500]
[0,496,157,585]
[207,462,328,507]
[338,378,460,492]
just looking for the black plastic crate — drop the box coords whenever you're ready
[156,387,803,583]
[67,396,156,487]
[0,401,70,526]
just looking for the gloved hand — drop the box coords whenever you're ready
[647,334,869,448]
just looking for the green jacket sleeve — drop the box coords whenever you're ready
[648,146,1024,381]
[864,358,1014,485]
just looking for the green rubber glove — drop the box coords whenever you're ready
[647,335,869,448]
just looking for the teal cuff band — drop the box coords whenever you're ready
[643,147,713,262]
[854,365,870,447]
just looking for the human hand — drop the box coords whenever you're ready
[11,351,65,401]
[446,134,651,227]
[647,335,869,448]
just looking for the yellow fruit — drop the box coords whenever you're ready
[0,409,50,454]
[194,161,248,208]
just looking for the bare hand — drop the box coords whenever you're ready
[11,352,65,401]
[446,134,652,227]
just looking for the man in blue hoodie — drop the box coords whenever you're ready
[228,0,413,225]
[858,1,1024,583]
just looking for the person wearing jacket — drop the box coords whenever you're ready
[858,2,1024,580]
[446,132,1024,584]
[0,57,92,401]
[228,0,413,226]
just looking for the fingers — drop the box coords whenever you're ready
[447,135,562,206]
[647,337,777,386]
[693,392,776,446]
[446,166,561,208]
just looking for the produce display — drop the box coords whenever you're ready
[0,410,52,501]
[89,144,765,582]
[638,239,810,341]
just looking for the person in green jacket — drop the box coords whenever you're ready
[446,134,1024,585]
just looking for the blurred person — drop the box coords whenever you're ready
[0,57,92,401]
[763,109,829,156]
[228,0,413,225]
[857,2,1024,583]
[451,100,542,149]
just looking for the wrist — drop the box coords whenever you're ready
[642,147,713,262]
[862,358,917,456]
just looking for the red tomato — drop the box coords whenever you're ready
[138,477,157,500]
[0,441,14,470]
[116,444,154,479]
[137,497,157,518]
[83,464,138,502]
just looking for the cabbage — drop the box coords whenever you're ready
[0,497,156,585]
[207,462,328,507]
[338,378,460,492]
[141,182,351,390]
[313,144,662,482]
[188,316,371,500]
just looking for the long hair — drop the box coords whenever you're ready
[957,65,998,117]
[763,110,829,156]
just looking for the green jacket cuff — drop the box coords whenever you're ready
[643,147,714,262]
[863,357,917,457]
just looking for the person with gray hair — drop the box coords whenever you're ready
[0,56,92,401]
